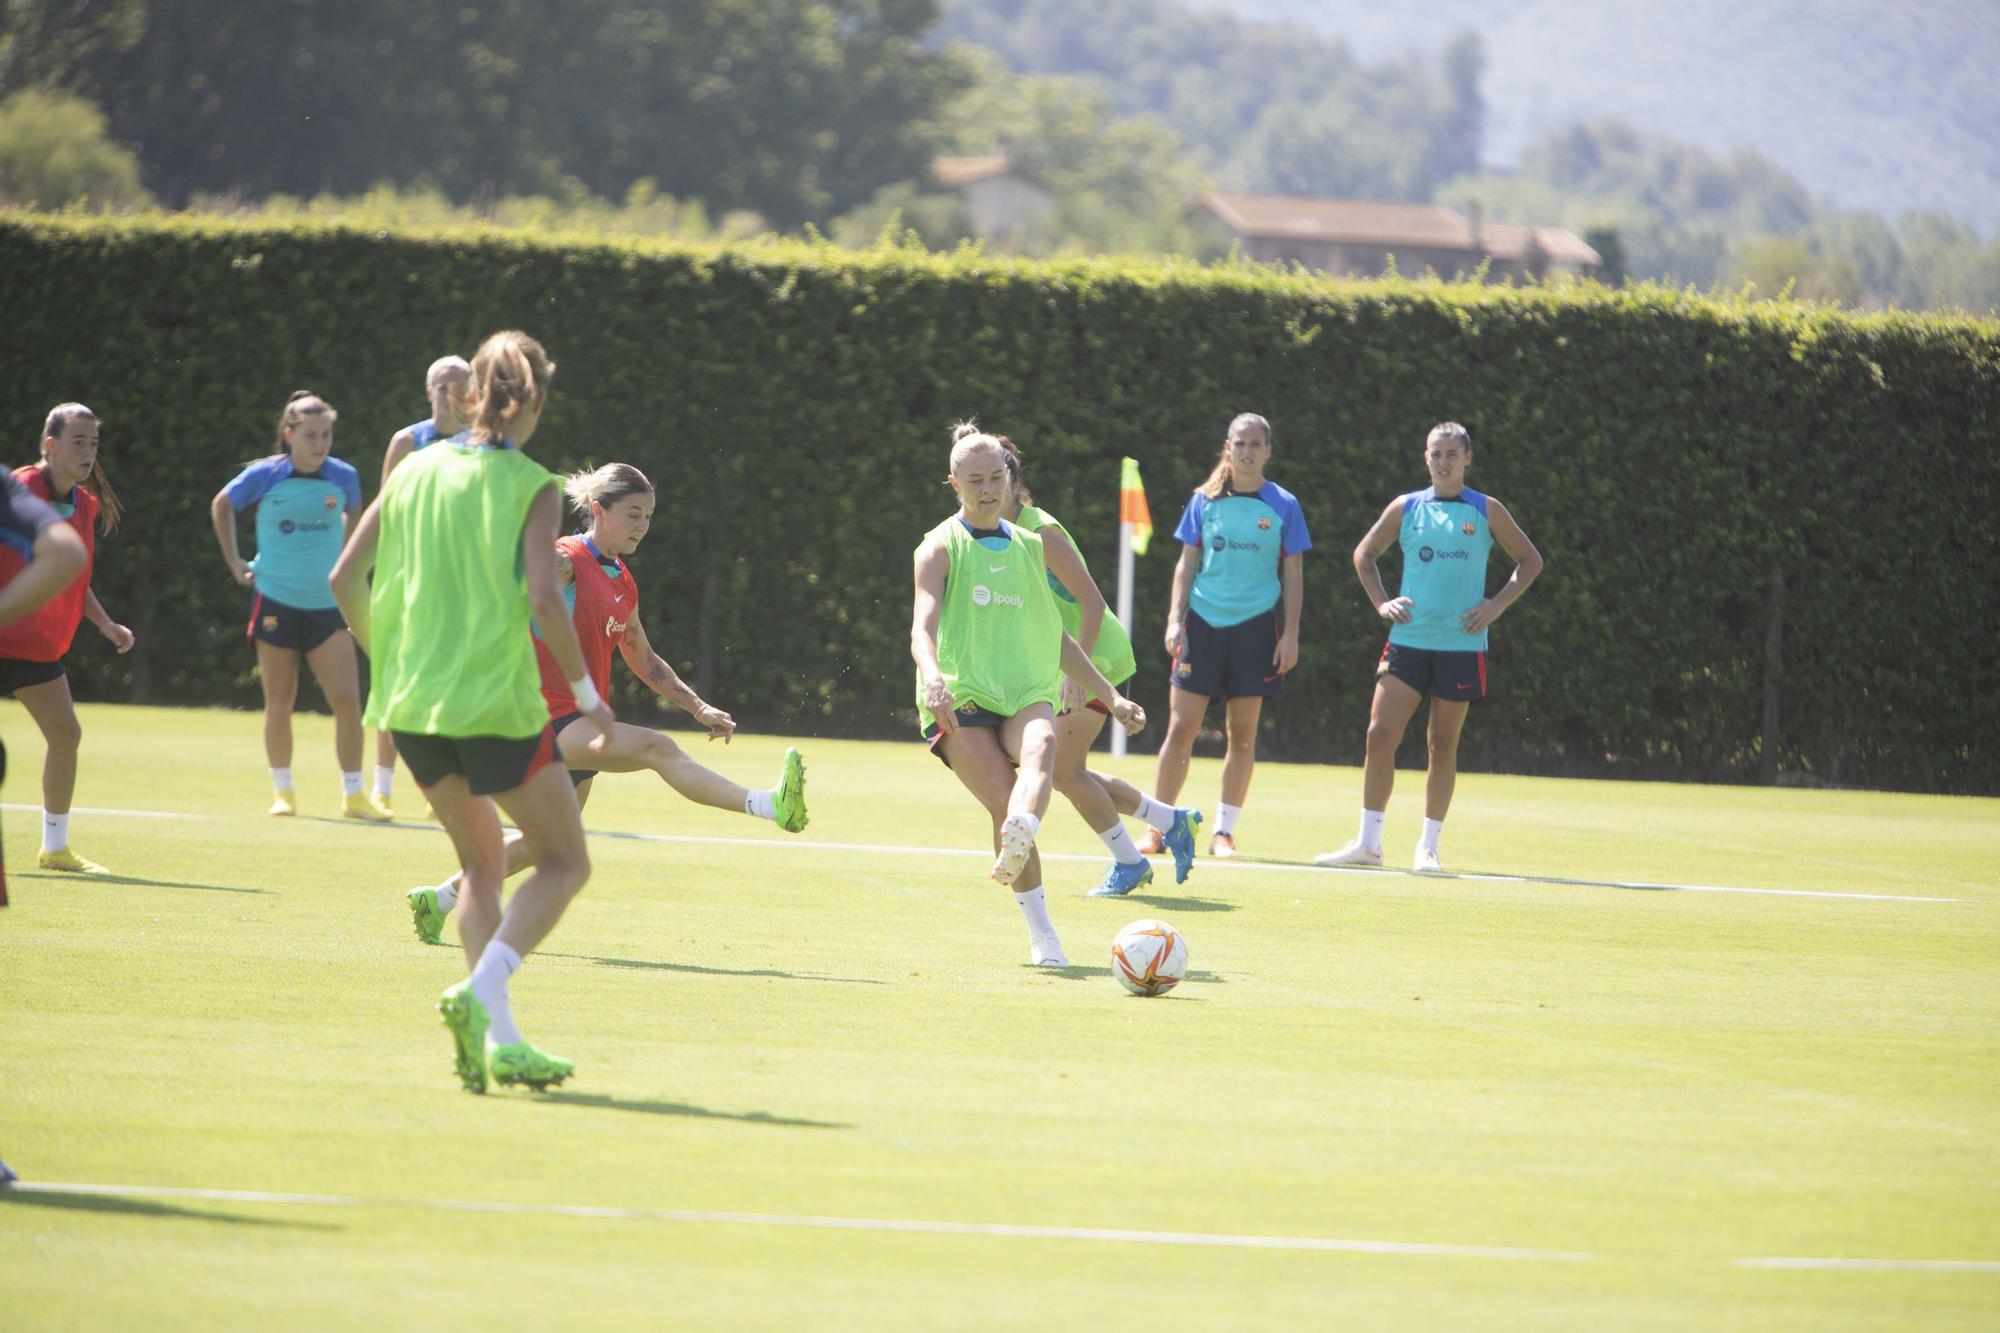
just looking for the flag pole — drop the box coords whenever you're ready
[1112,518,1134,757]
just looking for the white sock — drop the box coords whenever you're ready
[1133,794,1174,832]
[341,770,363,797]
[435,876,459,912]
[1420,818,1444,855]
[374,765,395,798]
[270,766,293,791]
[1361,809,1386,854]
[469,940,523,1046]
[1014,884,1055,937]
[1098,822,1144,866]
[41,810,68,854]
[746,788,776,821]
[1216,802,1242,837]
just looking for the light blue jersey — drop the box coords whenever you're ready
[1388,487,1495,651]
[224,455,364,610]
[1173,481,1312,628]
[405,419,443,450]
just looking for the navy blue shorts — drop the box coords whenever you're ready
[923,702,1010,769]
[1379,642,1487,702]
[393,726,561,797]
[247,593,347,654]
[548,711,598,786]
[0,657,66,696]
[1172,608,1282,699]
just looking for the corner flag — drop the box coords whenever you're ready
[1119,457,1152,555]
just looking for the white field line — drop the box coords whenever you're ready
[1734,1256,2000,1273]
[0,800,1973,903]
[5,1180,1593,1262]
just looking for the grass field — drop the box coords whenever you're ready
[3,703,1997,1329]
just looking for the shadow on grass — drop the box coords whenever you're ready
[1,1187,338,1230]
[541,952,885,986]
[1114,893,1236,913]
[523,1092,848,1129]
[17,871,270,896]
[1035,964,1226,986]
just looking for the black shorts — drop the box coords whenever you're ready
[247,593,347,654]
[1379,642,1487,702]
[1172,608,1283,699]
[548,711,597,786]
[393,726,561,797]
[0,657,66,696]
[922,703,1009,769]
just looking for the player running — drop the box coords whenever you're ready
[210,391,377,820]
[0,404,134,874]
[1142,412,1310,859]
[994,438,1202,896]
[369,354,470,816]
[403,460,809,946]
[331,329,611,1094]
[1317,422,1544,873]
[913,423,1147,968]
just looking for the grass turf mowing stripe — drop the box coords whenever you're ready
[5,1181,1596,1262]
[1734,1258,2000,1273]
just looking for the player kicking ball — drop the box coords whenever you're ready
[1318,423,1543,873]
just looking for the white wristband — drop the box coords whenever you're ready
[570,676,601,712]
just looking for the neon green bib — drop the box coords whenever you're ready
[915,517,1064,733]
[364,442,556,738]
[1014,504,1136,688]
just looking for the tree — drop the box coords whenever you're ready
[0,88,150,208]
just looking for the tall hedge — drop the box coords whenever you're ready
[2,214,1995,793]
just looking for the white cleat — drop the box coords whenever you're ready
[1314,840,1384,868]
[1029,934,1069,968]
[1412,847,1443,873]
[991,813,1036,886]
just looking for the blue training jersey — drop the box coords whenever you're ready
[405,419,451,451]
[1387,486,1496,651]
[225,454,364,611]
[1173,481,1312,628]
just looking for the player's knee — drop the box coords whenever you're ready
[46,711,82,750]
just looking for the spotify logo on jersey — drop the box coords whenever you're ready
[972,585,1023,609]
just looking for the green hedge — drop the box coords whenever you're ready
[3,214,1995,793]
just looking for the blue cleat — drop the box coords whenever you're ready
[1088,858,1155,897]
[0,1158,16,1185]
[1162,807,1204,884]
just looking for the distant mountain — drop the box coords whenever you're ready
[1207,0,2000,232]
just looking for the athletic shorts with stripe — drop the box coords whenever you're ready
[393,726,561,797]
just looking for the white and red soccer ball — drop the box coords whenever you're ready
[1111,919,1187,996]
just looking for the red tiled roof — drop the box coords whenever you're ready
[1480,223,1602,268]
[1195,191,1476,250]
[933,155,1016,189]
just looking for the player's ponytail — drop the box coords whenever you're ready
[993,435,1033,508]
[1198,412,1271,499]
[273,390,337,457]
[40,402,122,534]
[562,462,654,516]
[466,331,554,445]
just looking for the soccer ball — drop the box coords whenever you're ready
[1111,919,1187,996]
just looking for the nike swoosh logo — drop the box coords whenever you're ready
[989,564,1007,573]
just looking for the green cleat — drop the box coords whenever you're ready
[406,885,448,946]
[491,1042,575,1091]
[437,981,490,1094]
[771,746,808,833]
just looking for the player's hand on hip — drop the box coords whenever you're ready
[923,675,958,734]
[1111,697,1147,736]
[1377,596,1414,624]
[1459,600,1498,634]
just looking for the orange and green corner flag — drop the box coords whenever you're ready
[1119,456,1152,555]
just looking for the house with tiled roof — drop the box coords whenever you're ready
[1191,191,1601,282]
[931,148,1056,249]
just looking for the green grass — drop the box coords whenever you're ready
[3,704,1997,1329]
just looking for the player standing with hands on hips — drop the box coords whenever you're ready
[1318,422,1543,873]
[1141,412,1309,860]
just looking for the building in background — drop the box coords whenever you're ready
[932,148,1057,250]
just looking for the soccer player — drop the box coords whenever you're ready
[1317,422,1544,872]
[0,469,90,907]
[331,329,611,1094]
[1141,413,1310,859]
[403,461,809,946]
[995,439,1202,896]
[912,423,1147,968]
[369,355,470,815]
[211,391,377,820]
[0,404,134,874]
